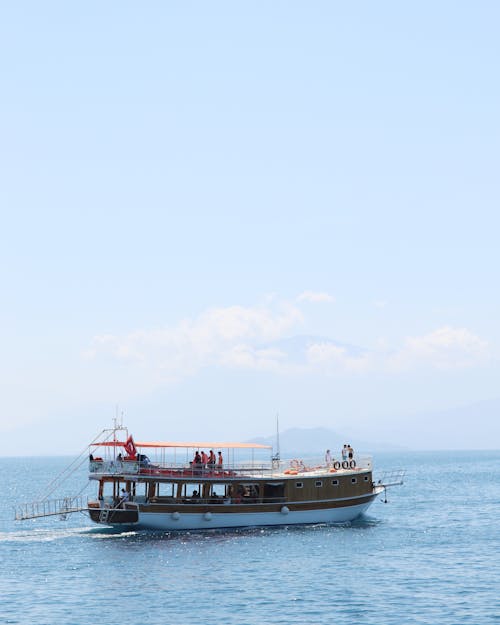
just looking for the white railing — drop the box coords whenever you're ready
[279,455,372,472]
[14,495,88,521]
[89,455,373,478]
[89,459,273,476]
[376,469,405,488]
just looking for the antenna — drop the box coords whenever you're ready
[276,413,280,460]
[272,412,280,465]
[113,405,119,440]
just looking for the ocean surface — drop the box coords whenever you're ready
[1,451,499,625]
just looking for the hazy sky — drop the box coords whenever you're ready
[1,2,499,455]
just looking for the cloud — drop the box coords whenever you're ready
[86,297,490,385]
[306,342,373,373]
[296,291,335,303]
[303,327,489,375]
[219,345,288,372]
[390,326,489,371]
[86,303,303,378]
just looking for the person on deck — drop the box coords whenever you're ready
[119,488,129,508]
[325,449,332,467]
[217,451,223,468]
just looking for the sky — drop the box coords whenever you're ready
[1,2,499,455]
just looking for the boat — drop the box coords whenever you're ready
[15,423,404,530]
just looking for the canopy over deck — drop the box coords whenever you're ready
[92,440,272,450]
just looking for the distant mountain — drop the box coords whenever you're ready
[394,397,500,450]
[247,426,407,457]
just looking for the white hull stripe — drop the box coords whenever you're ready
[133,499,376,530]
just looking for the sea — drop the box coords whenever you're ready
[1,450,499,625]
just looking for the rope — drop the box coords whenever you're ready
[38,428,114,502]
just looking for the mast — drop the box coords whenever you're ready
[272,413,280,465]
[276,413,280,461]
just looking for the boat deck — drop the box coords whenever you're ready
[89,457,372,481]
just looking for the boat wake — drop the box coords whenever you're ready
[0,526,96,544]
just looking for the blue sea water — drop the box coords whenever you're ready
[1,451,499,625]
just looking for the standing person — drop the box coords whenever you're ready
[193,451,202,475]
[217,451,223,468]
[347,444,354,460]
[208,450,216,468]
[325,449,332,467]
[341,445,348,462]
[201,451,208,467]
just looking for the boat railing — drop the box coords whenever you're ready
[89,459,276,478]
[279,455,373,473]
[89,455,373,478]
[14,495,89,521]
[376,469,405,488]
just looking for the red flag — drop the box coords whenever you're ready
[124,435,137,458]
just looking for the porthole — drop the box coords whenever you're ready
[315,480,323,487]
[364,476,369,482]
[295,482,303,488]
[331,479,339,486]
[351,478,357,484]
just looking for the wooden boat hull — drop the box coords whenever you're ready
[88,491,381,530]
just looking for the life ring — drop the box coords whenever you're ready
[341,460,349,469]
[349,459,356,468]
[333,461,341,470]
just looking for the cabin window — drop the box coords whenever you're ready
[295,482,303,488]
[241,484,260,501]
[263,482,285,501]
[351,478,357,484]
[156,482,175,497]
[331,479,339,486]
[364,476,369,482]
[211,484,226,498]
[315,480,323,487]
